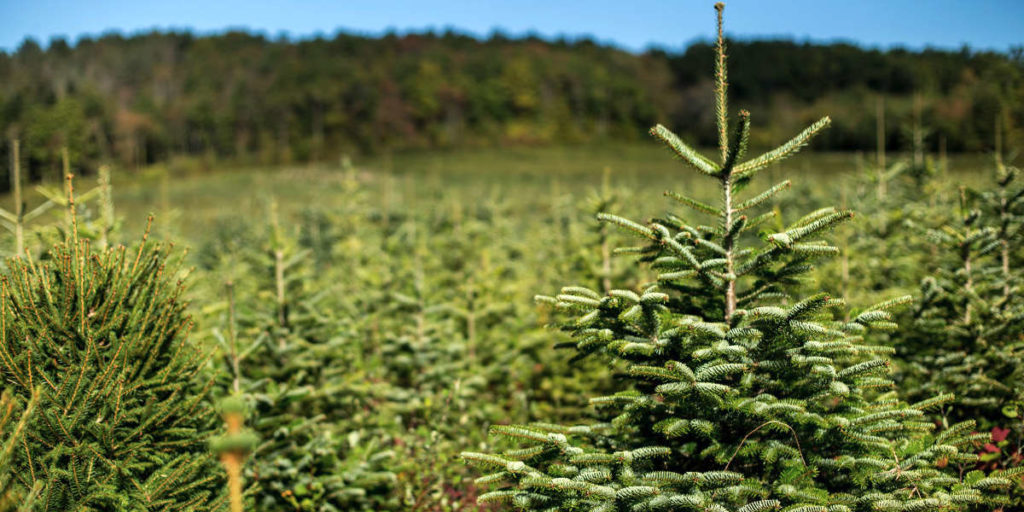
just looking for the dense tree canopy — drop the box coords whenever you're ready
[0,30,1021,187]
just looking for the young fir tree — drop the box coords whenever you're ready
[0,178,224,511]
[206,201,397,511]
[894,152,1024,480]
[461,4,1019,510]
[568,166,624,295]
[816,132,932,315]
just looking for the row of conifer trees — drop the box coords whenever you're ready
[0,3,1022,511]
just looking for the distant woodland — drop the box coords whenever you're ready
[1,30,1022,183]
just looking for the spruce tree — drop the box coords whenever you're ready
[2,144,118,261]
[461,4,1019,510]
[0,179,224,510]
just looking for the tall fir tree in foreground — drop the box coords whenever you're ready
[0,177,224,510]
[462,4,1019,510]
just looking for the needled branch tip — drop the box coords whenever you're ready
[713,2,729,164]
[722,110,751,176]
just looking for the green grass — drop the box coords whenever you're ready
[94,143,985,242]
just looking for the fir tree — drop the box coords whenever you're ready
[894,150,1024,493]
[206,201,398,511]
[461,4,1020,510]
[0,178,224,510]
[899,181,1023,417]
[0,140,63,259]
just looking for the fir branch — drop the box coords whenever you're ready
[665,191,724,216]
[735,181,792,212]
[734,117,832,177]
[650,125,719,176]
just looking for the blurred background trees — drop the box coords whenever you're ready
[1,31,1021,187]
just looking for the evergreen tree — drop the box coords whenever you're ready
[461,4,1020,510]
[0,182,224,510]
[894,151,1024,494]
[1,144,119,261]
[206,199,398,511]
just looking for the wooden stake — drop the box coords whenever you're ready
[62,147,72,228]
[221,411,245,512]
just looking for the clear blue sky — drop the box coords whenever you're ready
[1,0,1022,54]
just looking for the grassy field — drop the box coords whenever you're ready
[101,144,985,239]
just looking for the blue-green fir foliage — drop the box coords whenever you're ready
[207,202,398,511]
[461,4,1021,511]
[892,152,1024,505]
[897,158,1024,425]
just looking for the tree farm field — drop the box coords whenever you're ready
[109,145,993,309]
[101,144,993,320]
[1,124,1020,512]
[108,145,986,242]
[2,1,1023,510]
[23,138,1015,511]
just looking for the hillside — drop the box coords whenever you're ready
[1,30,1022,186]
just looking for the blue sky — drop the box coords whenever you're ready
[1,0,1022,53]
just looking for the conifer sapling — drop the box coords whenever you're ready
[0,176,224,510]
[461,4,1020,510]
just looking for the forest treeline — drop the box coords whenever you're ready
[1,29,1022,184]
